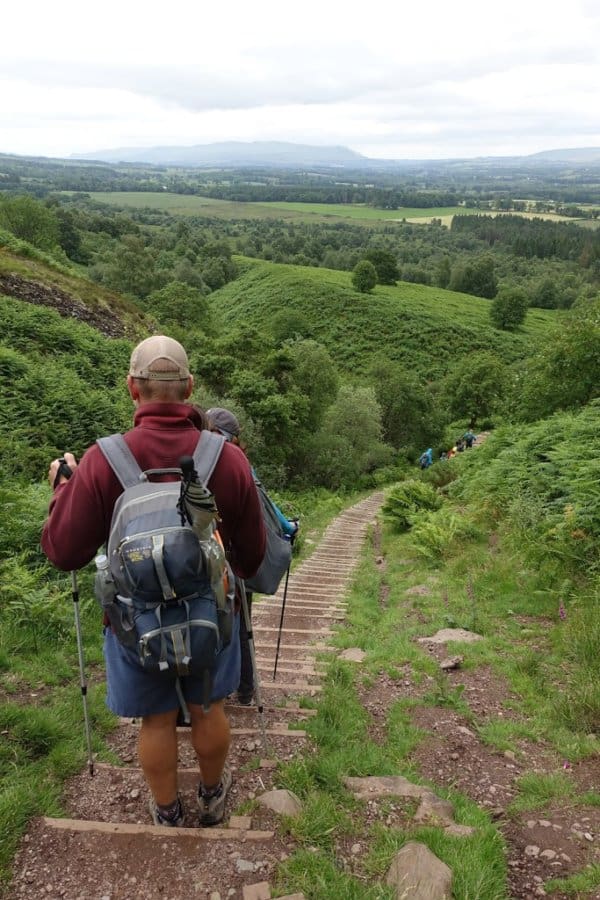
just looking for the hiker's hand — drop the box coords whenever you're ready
[49,453,77,490]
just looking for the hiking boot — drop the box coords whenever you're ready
[236,691,253,706]
[148,794,184,827]
[198,766,232,827]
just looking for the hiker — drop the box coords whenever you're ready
[456,437,465,453]
[41,336,266,828]
[463,429,476,449]
[206,407,298,706]
[418,448,433,470]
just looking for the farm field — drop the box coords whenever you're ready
[76,192,581,226]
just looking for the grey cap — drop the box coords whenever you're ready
[206,407,241,439]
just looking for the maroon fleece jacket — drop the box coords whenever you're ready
[41,402,266,579]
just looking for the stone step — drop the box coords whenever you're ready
[226,703,317,716]
[254,610,343,621]
[254,626,335,636]
[252,641,334,651]
[258,681,322,693]
[43,817,274,840]
[256,658,323,684]
[257,599,347,610]
[119,722,307,738]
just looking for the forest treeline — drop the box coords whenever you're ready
[1,189,599,312]
[2,151,600,208]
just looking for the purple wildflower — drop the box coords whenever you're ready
[558,599,566,621]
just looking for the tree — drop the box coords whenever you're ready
[531,277,559,309]
[449,255,498,299]
[145,281,210,330]
[490,287,528,330]
[370,359,444,456]
[305,385,394,489]
[516,299,600,420]
[443,351,508,428]
[100,235,159,298]
[351,260,377,293]
[364,248,399,284]
[435,256,451,288]
[285,339,338,428]
[0,195,60,251]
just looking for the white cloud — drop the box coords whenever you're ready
[1,0,599,159]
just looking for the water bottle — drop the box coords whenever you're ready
[94,554,115,608]
[94,554,136,647]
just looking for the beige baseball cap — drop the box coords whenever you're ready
[129,335,191,381]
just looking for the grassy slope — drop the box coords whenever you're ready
[212,258,558,379]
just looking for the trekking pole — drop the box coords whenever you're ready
[272,561,292,681]
[238,580,269,756]
[71,569,95,776]
[53,455,94,775]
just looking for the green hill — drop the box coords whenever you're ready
[213,258,558,379]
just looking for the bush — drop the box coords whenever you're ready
[351,260,377,293]
[490,287,528,331]
[410,506,481,562]
[382,479,443,532]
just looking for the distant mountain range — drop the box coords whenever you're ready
[70,141,600,169]
[71,141,366,167]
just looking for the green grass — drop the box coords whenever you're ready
[0,681,115,887]
[272,527,509,898]
[64,192,470,223]
[75,192,581,227]
[546,864,600,896]
[209,259,557,380]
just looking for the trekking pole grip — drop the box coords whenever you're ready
[53,456,74,490]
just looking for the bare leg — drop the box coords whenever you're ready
[138,708,179,805]
[189,700,230,788]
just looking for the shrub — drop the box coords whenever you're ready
[351,260,377,293]
[410,506,481,562]
[490,287,528,331]
[382,479,443,532]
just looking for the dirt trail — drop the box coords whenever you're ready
[7,494,384,900]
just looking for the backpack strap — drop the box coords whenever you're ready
[98,429,225,489]
[192,430,226,485]
[96,434,143,489]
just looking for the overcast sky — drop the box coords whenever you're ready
[2,0,599,161]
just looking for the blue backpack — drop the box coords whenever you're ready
[244,473,293,595]
[94,431,234,708]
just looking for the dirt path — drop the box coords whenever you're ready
[6,493,384,900]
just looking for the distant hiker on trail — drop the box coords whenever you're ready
[419,448,433,469]
[456,437,465,453]
[206,407,298,707]
[41,336,265,828]
[463,429,476,448]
